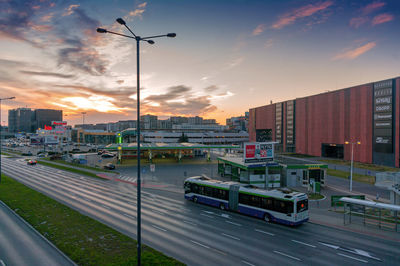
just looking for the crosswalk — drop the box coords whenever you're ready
[117,174,136,183]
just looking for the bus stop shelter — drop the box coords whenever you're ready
[341,197,400,232]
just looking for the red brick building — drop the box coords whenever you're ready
[249,77,400,167]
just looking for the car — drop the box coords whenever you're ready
[22,151,33,156]
[101,153,114,158]
[27,159,37,165]
[104,163,115,170]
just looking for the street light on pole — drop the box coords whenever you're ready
[344,140,361,192]
[97,18,176,265]
[0,96,16,184]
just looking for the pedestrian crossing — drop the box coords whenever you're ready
[117,175,136,183]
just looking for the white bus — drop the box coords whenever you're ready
[184,176,309,226]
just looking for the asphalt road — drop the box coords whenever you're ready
[0,200,74,266]
[1,156,399,266]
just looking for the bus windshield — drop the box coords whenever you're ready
[297,199,308,213]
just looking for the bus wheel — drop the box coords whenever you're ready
[193,196,198,203]
[264,214,270,223]
[219,203,225,210]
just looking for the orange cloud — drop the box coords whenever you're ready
[349,17,368,28]
[372,13,394,25]
[362,1,385,15]
[63,4,80,16]
[333,42,376,60]
[252,24,266,36]
[271,1,333,29]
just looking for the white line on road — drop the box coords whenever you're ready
[291,239,316,248]
[254,229,275,236]
[241,260,255,266]
[152,225,167,232]
[221,233,240,241]
[225,220,242,226]
[337,253,368,263]
[102,205,110,210]
[202,211,214,214]
[190,240,210,249]
[0,259,6,266]
[273,251,301,261]
[123,213,135,219]
[200,213,213,218]
[183,220,197,226]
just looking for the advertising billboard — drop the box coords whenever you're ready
[244,142,274,163]
[44,135,58,145]
[30,136,43,145]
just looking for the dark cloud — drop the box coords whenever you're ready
[54,84,136,98]
[145,85,191,102]
[204,85,219,92]
[20,70,75,78]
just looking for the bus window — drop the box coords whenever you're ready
[274,200,294,213]
[184,182,191,194]
[261,197,273,210]
[297,199,308,213]
[191,183,199,193]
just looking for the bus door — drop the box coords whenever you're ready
[302,170,309,187]
[229,184,240,211]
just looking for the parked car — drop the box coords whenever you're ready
[101,153,114,158]
[22,152,33,156]
[27,159,37,165]
[104,163,115,170]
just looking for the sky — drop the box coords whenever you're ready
[1,0,399,126]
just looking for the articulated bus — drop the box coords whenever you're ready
[184,176,309,226]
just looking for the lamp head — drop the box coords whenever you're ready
[147,40,155,44]
[116,18,126,25]
[167,33,176,38]
[345,141,349,144]
[357,141,361,145]
[97,28,107,33]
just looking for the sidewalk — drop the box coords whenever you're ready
[295,185,400,242]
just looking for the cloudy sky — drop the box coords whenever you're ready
[1,0,399,126]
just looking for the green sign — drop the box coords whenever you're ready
[331,195,365,207]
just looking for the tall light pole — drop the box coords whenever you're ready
[345,141,361,192]
[97,18,176,265]
[0,96,16,184]
[81,112,86,127]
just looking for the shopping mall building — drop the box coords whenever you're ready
[249,77,400,167]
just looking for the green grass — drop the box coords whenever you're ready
[284,153,316,158]
[327,169,375,184]
[0,174,184,265]
[37,161,104,179]
[308,193,324,200]
[50,159,119,174]
[320,159,400,172]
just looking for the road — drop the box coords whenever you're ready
[0,199,74,266]
[2,156,399,265]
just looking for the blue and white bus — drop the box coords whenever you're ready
[184,176,309,226]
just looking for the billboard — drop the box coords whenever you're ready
[30,136,43,145]
[44,135,58,145]
[244,142,274,163]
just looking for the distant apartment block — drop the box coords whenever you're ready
[8,108,62,133]
[226,112,249,132]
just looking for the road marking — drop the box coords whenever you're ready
[226,220,242,226]
[200,213,213,218]
[254,229,275,236]
[273,251,301,261]
[221,213,231,219]
[123,213,135,219]
[152,225,167,232]
[183,220,197,226]
[153,210,164,215]
[221,233,240,240]
[202,210,214,214]
[353,249,381,261]
[0,259,6,266]
[337,253,368,263]
[102,205,110,210]
[190,240,210,249]
[241,260,255,266]
[291,239,316,248]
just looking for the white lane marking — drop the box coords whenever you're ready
[0,259,6,266]
[291,239,316,248]
[221,233,240,241]
[203,211,214,214]
[123,213,135,219]
[352,249,381,261]
[200,213,213,218]
[153,210,164,215]
[273,251,301,261]
[241,260,255,266]
[337,253,368,263]
[152,225,167,232]
[221,213,231,219]
[226,220,242,226]
[183,220,197,226]
[190,240,210,249]
[102,205,110,210]
[254,229,275,236]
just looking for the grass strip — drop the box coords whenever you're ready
[320,159,399,172]
[37,161,103,179]
[49,159,119,174]
[0,174,184,265]
[308,193,324,200]
[327,169,375,184]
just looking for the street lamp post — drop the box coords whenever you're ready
[345,141,361,192]
[0,96,16,184]
[97,18,175,265]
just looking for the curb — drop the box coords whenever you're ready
[0,200,77,266]
[308,195,326,202]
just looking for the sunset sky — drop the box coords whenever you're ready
[1,0,399,126]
